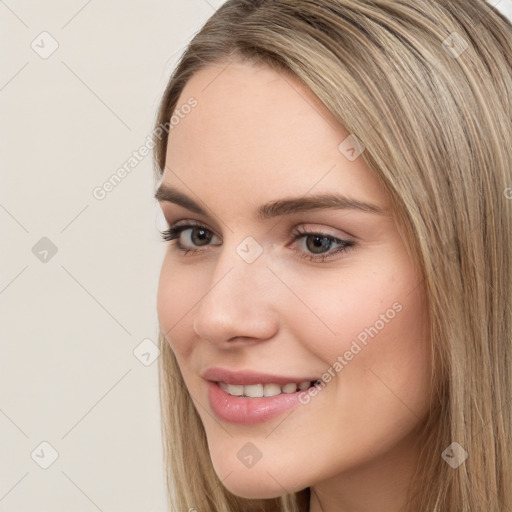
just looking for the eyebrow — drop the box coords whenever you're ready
[154,184,387,219]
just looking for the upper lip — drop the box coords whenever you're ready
[201,367,319,386]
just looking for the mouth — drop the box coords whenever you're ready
[204,369,324,424]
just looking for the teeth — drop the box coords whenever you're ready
[263,383,281,397]
[219,382,243,395]
[244,384,263,398]
[282,383,297,393]
[219,380,313,397]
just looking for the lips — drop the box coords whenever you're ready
[202,367,321,424]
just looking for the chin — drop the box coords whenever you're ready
[221,476,288,500]
[208,454,286,499]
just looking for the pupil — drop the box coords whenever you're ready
[308,235,330,254]
[193,228,211,246]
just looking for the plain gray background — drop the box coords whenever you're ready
[1,1,510,511]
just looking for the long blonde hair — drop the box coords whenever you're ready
[152,1,512,510]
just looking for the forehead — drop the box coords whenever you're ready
[163,59,387,210]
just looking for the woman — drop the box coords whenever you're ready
[152,1,512,510]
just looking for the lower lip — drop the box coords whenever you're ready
[207,381,304,425]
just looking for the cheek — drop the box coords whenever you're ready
[326,276,431,426]
[156,256,198,358]
[280,262,422,361]
[284,255,431,426]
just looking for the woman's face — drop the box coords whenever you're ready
[156,59,431,501]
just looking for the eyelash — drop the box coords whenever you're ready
[159,221,356,262]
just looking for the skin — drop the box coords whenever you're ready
[156,58,432,512]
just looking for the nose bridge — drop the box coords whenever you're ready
[212,234,271,294]
[207,235,271,310]
[193,236,279,344]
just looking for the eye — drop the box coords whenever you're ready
[160,221,221,255]
[290,226,355,262]
[159,222,355,262]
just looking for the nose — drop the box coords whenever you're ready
[192,241,280,347]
